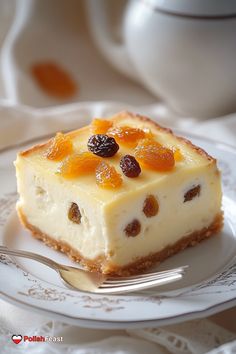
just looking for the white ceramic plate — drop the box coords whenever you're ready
[0,124,236,329]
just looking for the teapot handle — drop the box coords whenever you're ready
[86,0,139,81]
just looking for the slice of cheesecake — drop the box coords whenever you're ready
[15,112,223,275]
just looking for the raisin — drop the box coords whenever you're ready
[184,185,201,202]
[120,155,141,178]
[68,203,81,224]
[143,195,159,217]
[124,219,141,237]
[88,134,119,157]
[95,161,123,189]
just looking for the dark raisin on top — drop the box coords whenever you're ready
[68,202,81,224]
[184,184,201,202]
[87,134,119,157]
[143,195,159,217]
[120,154,141,178]
[124,219,141,237]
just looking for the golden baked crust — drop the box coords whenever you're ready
[113,111,215,162]
[19,111,215,163]
[19,141,50,157]
[18,206,223,276]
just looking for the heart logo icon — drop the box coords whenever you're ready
[12,335,22,344]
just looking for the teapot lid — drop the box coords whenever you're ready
[147,0,236,17]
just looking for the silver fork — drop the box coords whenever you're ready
[0,246,188,294]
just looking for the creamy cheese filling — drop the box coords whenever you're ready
[104,165,221,266]
[16,160,106,260]
[16,157,221,267]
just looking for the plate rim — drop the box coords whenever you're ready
[1,122,236,328]
[0,289,236,329]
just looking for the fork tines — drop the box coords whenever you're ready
[97,265,188,293]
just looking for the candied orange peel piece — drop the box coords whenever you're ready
[134,139,175,171]
[45,132,73,161]
[58,152,102,179]
[95,161,123,189]
[137,138,161,148]
[31,61,77,99]
[143,128,154,139]
[173,148,183,162]
[91,119,113,134]
[108,126,146,147]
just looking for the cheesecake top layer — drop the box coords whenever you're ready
[18,111,216,202]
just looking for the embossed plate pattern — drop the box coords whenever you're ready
[0,115,236,329]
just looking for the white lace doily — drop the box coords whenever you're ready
[128,320,236,354]
[1,318,236,354]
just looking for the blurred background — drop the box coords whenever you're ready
[0,1,236,353]
[0,0,156,107]
[2,0,236,118]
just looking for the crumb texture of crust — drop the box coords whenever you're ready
[18,207,223,276]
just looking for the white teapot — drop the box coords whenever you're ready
[86,0,236,118]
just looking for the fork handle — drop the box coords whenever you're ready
[0,246,60,271]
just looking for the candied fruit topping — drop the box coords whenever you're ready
[184,185,201,202]
[91,119,113,134]
[68,202,81,224]
[88,134,119,157]
[58,152,102,179]
[138,138,161,148]
[108,126,146,147]
[173,148,183,162]
[124,219,141,237]
[120,155,141,178]
[143,195,159,217]
[143,128,154,139]
[31,61,77,99]
[95,161,123,189]
[45,132,73,161]
[134,139,175,171]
